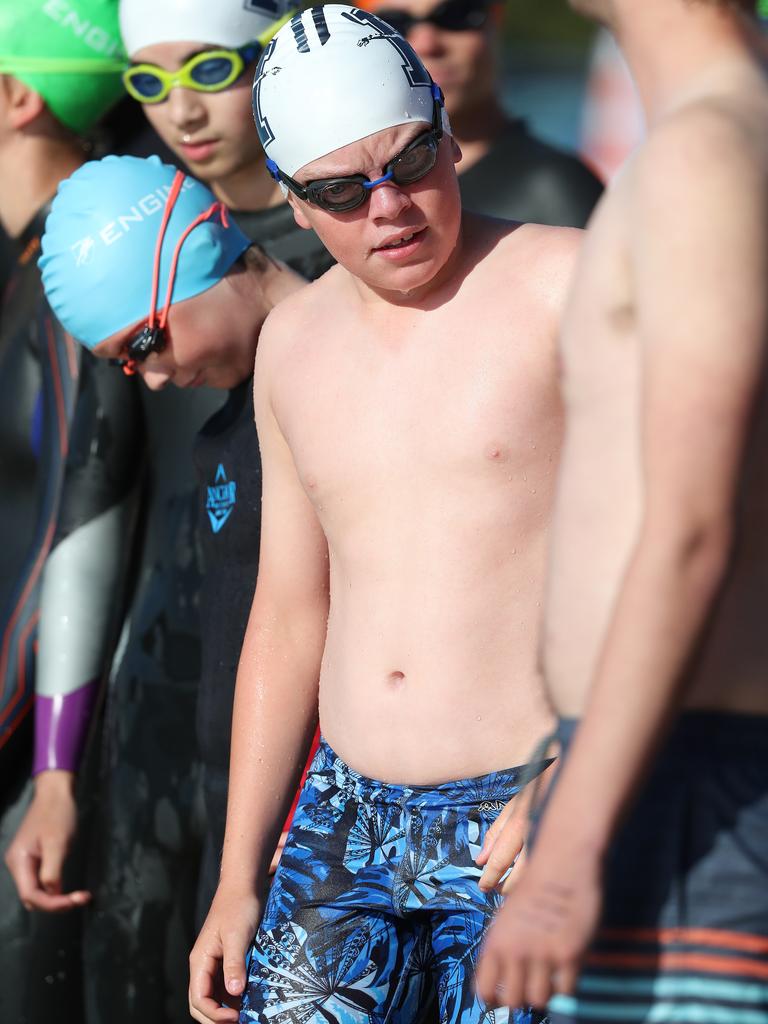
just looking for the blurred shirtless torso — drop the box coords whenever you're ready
[545,61,768,719]
[268,216,578,782]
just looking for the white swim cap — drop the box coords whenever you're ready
[253,4,444,177]
[119,0,296,55]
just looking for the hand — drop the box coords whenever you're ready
[189,884,263,1024]
[269,831,288,875]
[476,797,527,894]
[4,770,91,912]
[475,846,602,1011]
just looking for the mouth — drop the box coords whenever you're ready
[372,227,427,259]
[178,138,218,162]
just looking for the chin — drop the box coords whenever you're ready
[364,258,443,297]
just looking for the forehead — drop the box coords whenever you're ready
[294,119,429,182]
[376,0,445,14]
[131,39,223,67]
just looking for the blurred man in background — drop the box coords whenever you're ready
[367,0,603,224]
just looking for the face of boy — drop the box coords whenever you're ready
[130,40,263,184]
[93,275,258,391]
[289,121,463,297]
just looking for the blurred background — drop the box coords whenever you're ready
[501,0,642,179]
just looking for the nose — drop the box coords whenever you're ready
[164,86,206,130]
[406,22,444,59]
[139,356,173,391]
[368,181,412,220]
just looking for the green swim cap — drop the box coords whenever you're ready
[0,0,125,134]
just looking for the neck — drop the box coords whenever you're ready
[448,97,507,174]
[209,152,285,212]
[612,1,755,124]
[0,130,84,237]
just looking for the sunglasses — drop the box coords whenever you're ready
[375,0,493,36]
[268,92,444,213]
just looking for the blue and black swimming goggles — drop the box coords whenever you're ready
[267,84,445,213]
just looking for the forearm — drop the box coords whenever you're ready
[537,518,730,860]
[34,495,136,773]
[219,591,326,893]
[34,354,143,774]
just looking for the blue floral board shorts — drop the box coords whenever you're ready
[240,739,552,1024]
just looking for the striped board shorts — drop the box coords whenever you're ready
[543,712,768,1024]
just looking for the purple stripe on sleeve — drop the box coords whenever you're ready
[33,679,99,775]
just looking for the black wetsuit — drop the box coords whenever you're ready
[231,202,334,278]
[192,208,331,923]
[458,119,603,227]
[33,199,330,1022]
[0,210,81,1024]
[193,379,260,918]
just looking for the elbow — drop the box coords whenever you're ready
[659,513,733,598]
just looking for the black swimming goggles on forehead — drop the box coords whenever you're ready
[266,87,445,214]
[375,0,494,36]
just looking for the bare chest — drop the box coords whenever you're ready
[560,190,639,424]
[276,305,561,512]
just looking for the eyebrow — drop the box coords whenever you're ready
[296,123,430,184]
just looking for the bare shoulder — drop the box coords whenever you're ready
[255,264,346,375]
[490,219,583,319]
[636,89,768,208]
[465,215,582,301]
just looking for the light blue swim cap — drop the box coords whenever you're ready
[40,155,250,350]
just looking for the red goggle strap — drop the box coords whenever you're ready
[156,201,230,330]
[148,169,186,330]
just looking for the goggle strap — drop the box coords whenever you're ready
[157,201,229,329]
[148,170,186,329]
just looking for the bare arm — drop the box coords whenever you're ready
[477,111,768,1009]
[189,313,329,1024]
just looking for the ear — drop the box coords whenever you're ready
[287,192,312,231]
[2,76,46,129]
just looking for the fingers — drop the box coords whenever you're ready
[39,837,68,894]
[268,831,288,876]
[524,957,554,1009]
[6,845,90,913]
[478,818,525,892]
[474,940,503,1007]
[554,960,579,997]
[222,934,248,999]
[475,799,516,867]
[499,846,526,895]
[188,951,240,1024]
[189,928,248,1024]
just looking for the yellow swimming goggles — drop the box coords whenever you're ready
[123,13,292,104]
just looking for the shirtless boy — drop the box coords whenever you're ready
[476,1,768,1021]
[188,6,579,1024]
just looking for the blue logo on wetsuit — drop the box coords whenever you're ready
[206,463,237,534]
